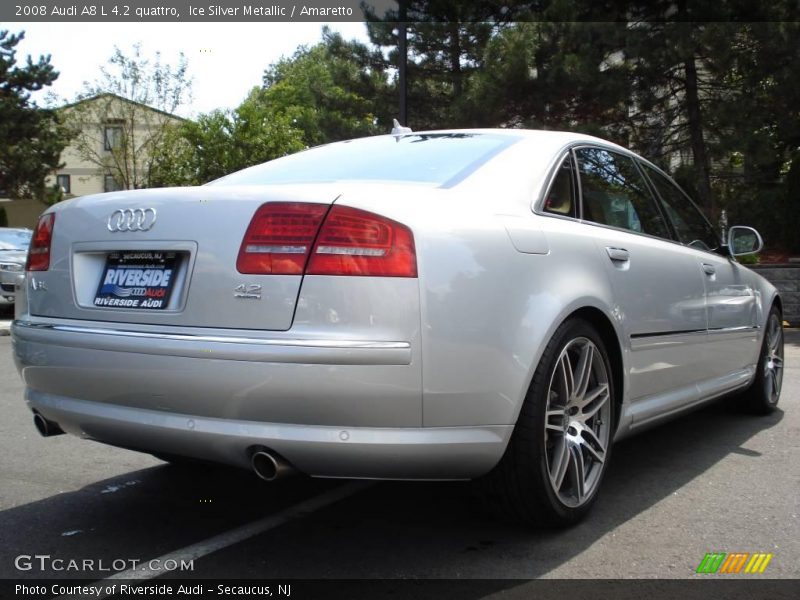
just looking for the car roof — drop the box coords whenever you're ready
[406,127,625,145]
[388,128,633,158]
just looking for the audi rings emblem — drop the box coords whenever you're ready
[107,208,157,232]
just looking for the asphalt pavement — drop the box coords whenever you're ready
[0,325,797,587]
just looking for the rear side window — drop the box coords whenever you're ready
[210,133,520,188]
[641,164,720,252]
[543,156,577,218]
[575,147,671,239]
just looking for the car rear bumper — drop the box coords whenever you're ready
[22,389,510,479]
[12,320,511,479]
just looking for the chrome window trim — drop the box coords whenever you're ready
[537,150,578,219]
[636,158,724,256]
[532,142,729,252]
[571,145,674,240]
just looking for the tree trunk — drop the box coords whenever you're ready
[449,22,462,98]
[684,54,714,216]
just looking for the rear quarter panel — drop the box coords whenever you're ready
[346,141,624,430]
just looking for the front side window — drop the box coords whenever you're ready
[641,164,719,252]
[575,147,671,239]
[543,156,577,218]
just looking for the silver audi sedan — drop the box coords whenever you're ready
[11,130,784,526]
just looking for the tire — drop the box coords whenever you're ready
[737,306,784,415]
[474,318,616,527]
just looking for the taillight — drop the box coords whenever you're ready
[237,203,417,278]
[307,205,417,277]
[26,213,55,271]
[237,203,328,274]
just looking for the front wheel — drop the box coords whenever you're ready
[738,307,784,414]
[475,318,615,527]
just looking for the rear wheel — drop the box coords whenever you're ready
[738,307,784,414]
[476,318,615,527]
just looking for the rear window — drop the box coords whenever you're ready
[209,133,520,188]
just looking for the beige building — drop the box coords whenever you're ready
[2,93,184,229]
[49,93,185,199]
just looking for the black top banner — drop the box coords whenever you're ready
[4,1,798,23]
[0,0,381,22]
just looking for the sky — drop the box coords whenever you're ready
[12,22,371,118]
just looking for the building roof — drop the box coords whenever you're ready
[59,92,188,122]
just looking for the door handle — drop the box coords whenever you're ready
[606,247,630,262]
[702,263,716,276]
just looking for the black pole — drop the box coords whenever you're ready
[398,1,408,125]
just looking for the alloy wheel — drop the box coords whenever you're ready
[544,337,611,508]
[763,314,784,405]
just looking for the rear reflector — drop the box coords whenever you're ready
[237,203,328,274]
[26,213,55,272]
[237,203,417,277]
[307,205,417,277]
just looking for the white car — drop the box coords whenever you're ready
[0,227,32,303]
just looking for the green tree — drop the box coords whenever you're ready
[466,21,630,137]
[67,43,191,190]
[259,27,392,145]
[365,2,502,129]
[622,11,727,214]
[149,90,305,187]
[698,19,800,250]
[0,29,71,200]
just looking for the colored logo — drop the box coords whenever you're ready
[696,552,773,574]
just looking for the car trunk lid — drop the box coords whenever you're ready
[28,185,341,330]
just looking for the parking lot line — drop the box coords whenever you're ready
[101,480,371,583]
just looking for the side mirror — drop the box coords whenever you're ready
[727,226,763,257]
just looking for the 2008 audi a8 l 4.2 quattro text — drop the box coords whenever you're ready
[12,130,784,526]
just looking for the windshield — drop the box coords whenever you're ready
[0,229,32,251]
[209,133,520,188]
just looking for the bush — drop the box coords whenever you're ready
[736,253,760,265]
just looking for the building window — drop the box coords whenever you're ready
[56,174,71,194]
[104,174,121,193]
[104,124,123,151]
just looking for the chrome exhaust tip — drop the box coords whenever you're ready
[251,450,293,482]
[33,413,65,437]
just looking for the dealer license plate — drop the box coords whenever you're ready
[94,251,178,310]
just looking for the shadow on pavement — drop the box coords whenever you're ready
[0,395,782,582]
[183,400,784,579]
[0,460,339,579]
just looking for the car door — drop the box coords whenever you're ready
[572,147,709,413]
[640,162,759,383]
